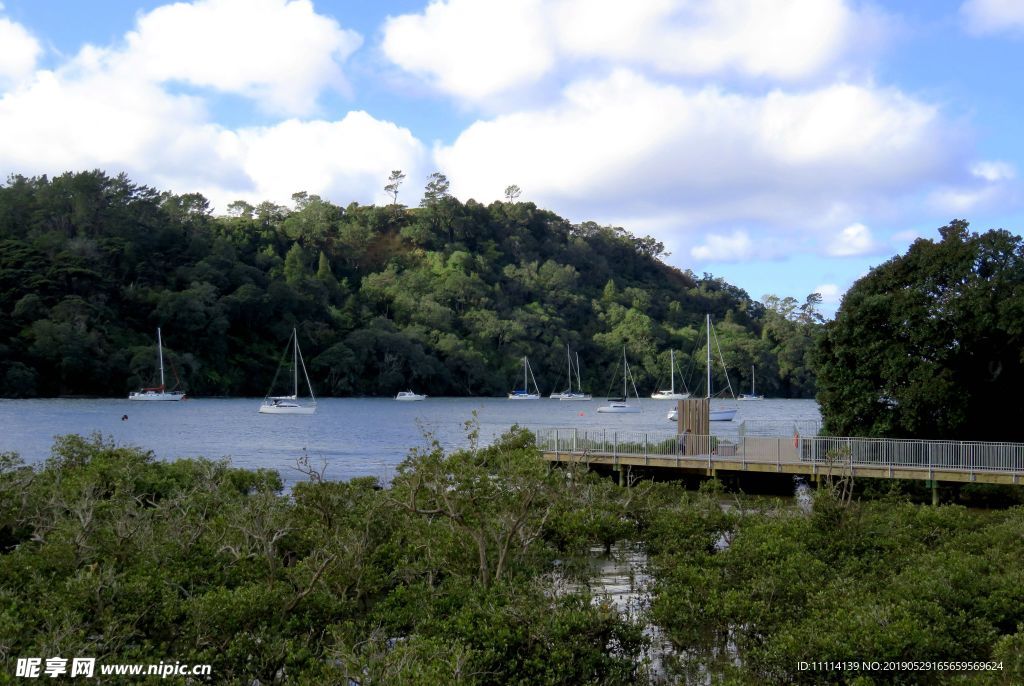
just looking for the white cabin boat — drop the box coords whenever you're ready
[666,315,737,421]
[738,365,764,401]
[129,328,186,401]
[597,348,642,414]
[259,329,317,415]
[651,349,690,400]
[508,356,541,399]
[396,391,427,401]
[553,347,592,401]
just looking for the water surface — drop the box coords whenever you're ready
[0,397,820,484]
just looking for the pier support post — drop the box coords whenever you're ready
[931,480,939,506]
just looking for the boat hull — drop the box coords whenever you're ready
[396,392,426,401]
[651,392,690,400]
[598,403,641,413]
[129,391,186,401]
[508,393,541,400]
[559,393,592,401]
[259,403,316,415]
[667,407,738,422]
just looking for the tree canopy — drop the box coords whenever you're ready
[816,220,1024,440]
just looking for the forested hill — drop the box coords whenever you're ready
[0,170,823,399]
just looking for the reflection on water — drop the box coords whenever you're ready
[553,543,674,683]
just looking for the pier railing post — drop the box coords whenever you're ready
[573,428,578,453]
[644,433,648,464]
[554,429,559,459]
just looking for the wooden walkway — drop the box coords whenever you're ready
[534,429,1024,486]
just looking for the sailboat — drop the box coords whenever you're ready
[650,349,690,400]
[259,328,317,415]
[667,315,737,422]
[128,328,186,401]
[738,365,764,401]
[597,348,642,413]
[551,347,592,400]
[508,356,541,399]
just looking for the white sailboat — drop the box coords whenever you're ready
[651,349,690,400]
[508,356,541,399]
[552,347,592,400]
[667,315,737,422]
[128,328,186,401]
[738,365,764,401]
[259,328,317,415]
[597,348,642,413]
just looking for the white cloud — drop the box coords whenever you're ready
[961,0,1024,34]
[382,0,885,104]
[970,160,1016,181]
[555,0,864,80]
[0,15,42,87]
[229,112,427,208]
[690,230,754,261]
[435,70,958,236]
[382,0,553,102]
[122,0,362,115]
[826,222,878,256]
[0,0,422,211]
[0,47,423,212]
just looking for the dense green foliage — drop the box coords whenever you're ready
[0,170,822,399]
[816,220,1024,440]
[3,433,1022,684]
[0,431,648,684]
[644,482,1024,685]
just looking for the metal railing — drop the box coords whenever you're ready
[533,428,1024,475]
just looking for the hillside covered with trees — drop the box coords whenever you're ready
[0,170,823,399]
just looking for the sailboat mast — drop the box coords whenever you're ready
[567,346,573,393]
[524,356,528,392]
[157,327,166,388]
[575,352,582,391]
[622,347,628,398]
[751,364,755,395]
[706,314,712,400]
[293,328,299,396]
[670,349,675,394]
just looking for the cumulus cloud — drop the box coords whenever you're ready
[435,70,959,236]
[382,0,886,103]
[0,14,42,87]
[228,112,427,207]
[115,0,362,115]
[382,0,553,102]
[0,1,422,212]
[690,230,754,261]
[826,223,879,256]
[961,0,1024,34]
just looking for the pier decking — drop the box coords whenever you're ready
[534,428,1024,486]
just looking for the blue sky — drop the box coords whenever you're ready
[1,0,1023,316]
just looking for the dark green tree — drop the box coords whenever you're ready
[816,220,1024,440]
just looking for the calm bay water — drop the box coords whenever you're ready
[0,397,820,485]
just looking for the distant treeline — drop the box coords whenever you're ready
[0,170,823,398]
